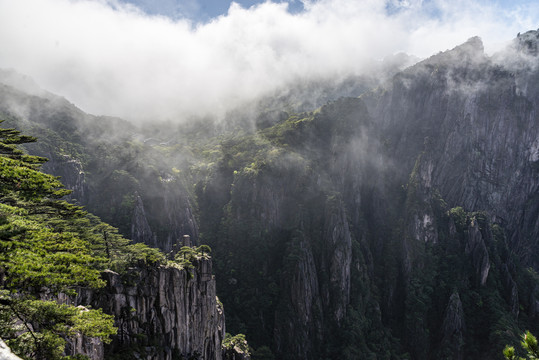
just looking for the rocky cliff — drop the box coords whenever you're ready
[203,33,539,359]
[364,33,539,268]
[71,259,226,360]
[5,255,228,360]
[363,32,539,359]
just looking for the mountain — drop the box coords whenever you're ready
[0,83,242,359]
[1,30,539,360]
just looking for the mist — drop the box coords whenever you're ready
[0,0,537,121]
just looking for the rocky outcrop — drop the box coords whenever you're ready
[408,153,439,245]
[465,220,490,286]
[42,154,88,204]
[322,200,352,325]
[501,264,519,317]
[365,34,539,271]
[356,34,539,358]
[67,259,225,360]
[275,234,323,359]
[516,29,539,55]
[274,197,354,359]
[131,193,155,245]
[440,292,465,360]
[106,262,222,360]
[64,331,104,360]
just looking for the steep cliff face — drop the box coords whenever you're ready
[272,198,354,359]
[194,97,381,359]
[440,292,465,360]
[321,199,352,326]
[465,220,491,286]
[364,34,539,269]
[131,193,155,245]
[140,180,199,252]
[274,234,323,360]
[41,154,88,204]
[64,332,104,360]
[69,259,226,360]
[359,33,539,359]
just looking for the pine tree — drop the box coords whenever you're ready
[504,331,539,360]
[0,121,117,359]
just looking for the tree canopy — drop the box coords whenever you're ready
[0,121,164,359]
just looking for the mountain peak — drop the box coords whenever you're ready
[406,35,486,72]
[458,36,484,53]
[441,35,485,62]
[516,28,539,55]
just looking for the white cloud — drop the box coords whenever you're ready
[0,0,536,121]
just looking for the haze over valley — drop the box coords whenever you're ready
[1,1,539,360]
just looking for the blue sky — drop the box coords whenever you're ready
[120,0,305,21]
[119,0,537,23]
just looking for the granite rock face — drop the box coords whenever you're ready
[274,233,323,360]
[364,35,539,269]
[131,193,155,245]
[64,331,104,360]
[141,181,200,252]
[440,292,466,360]
[465,220,491,286]
[321,200,352,326]
[101,262,224,360]
[65,259,226,360]
[41,154,88,204]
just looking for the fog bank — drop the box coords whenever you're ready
[0,0,537,121]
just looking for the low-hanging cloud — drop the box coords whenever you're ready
[0,0,537,121]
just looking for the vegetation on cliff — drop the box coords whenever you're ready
[0,122,167,359]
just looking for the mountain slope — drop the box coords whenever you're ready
[1,31,539,360]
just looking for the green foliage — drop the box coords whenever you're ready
[448,206,467,231]
[260,113,315,147]
[175,245,212,261]
[0,124,106,293]
[125,242,166,265]
[504,331,539,360]
[172,245,212,275]
[197,244,212,256]
[0,122,153,358]
[222,333,251,356]
[0,292,116,360]
[70,307,117,342]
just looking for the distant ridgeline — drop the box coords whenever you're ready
[0,123,247,360]
[0,30,539,360]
